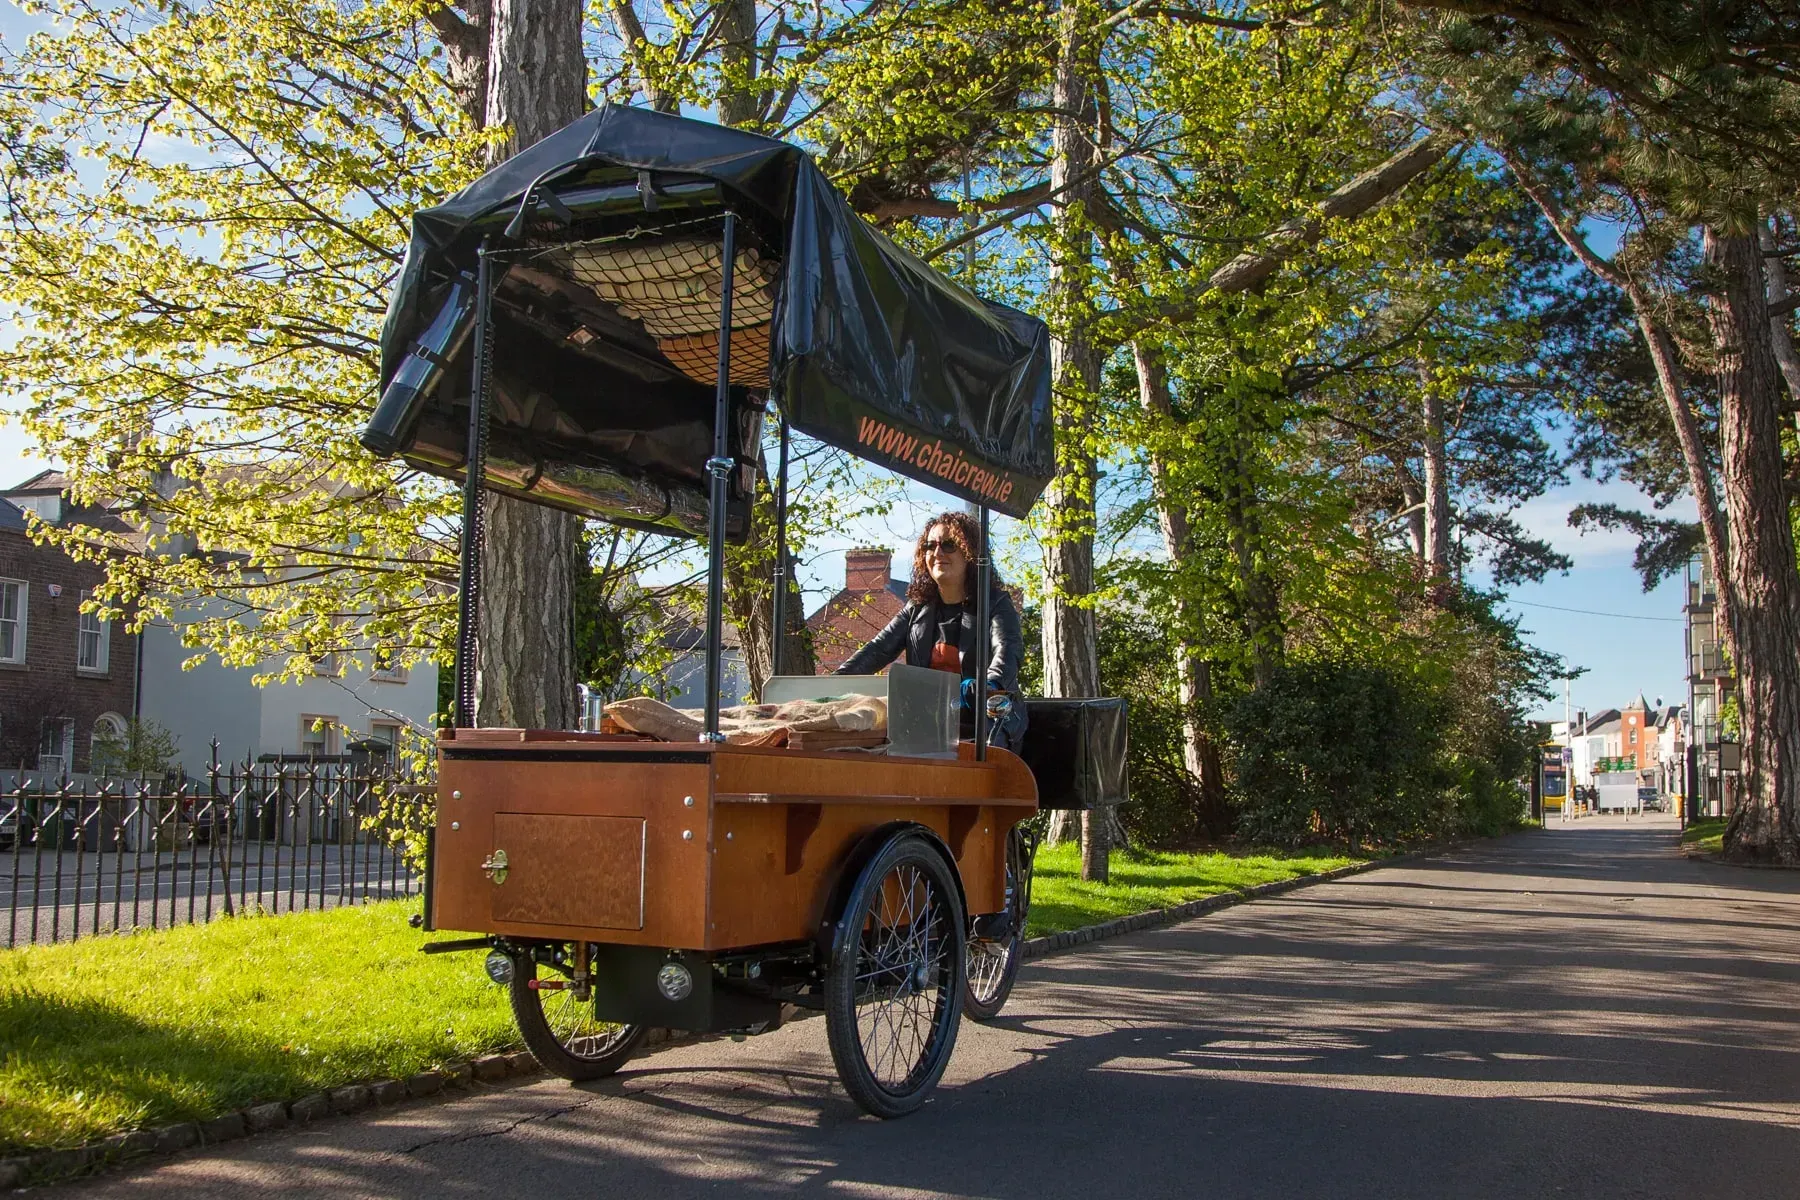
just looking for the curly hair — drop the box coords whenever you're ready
[905,511,1003,605]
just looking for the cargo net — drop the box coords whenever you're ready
[546,236,778,387]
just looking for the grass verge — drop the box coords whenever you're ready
[0,901,513,1157]
[1682,818,1727,856]
[1023,841,1366,937]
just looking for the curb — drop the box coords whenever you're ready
[7,840,1459,1188]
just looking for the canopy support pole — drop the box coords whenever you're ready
[452,235,495,729]
[702,213,738,742]
[974,506,991,761]
[771,416,791,680]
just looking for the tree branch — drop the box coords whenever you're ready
[865,180,1052,220]
[1203,130,1460,295]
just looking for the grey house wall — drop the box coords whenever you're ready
[137,621,262,775]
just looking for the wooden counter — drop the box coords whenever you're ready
[430,732,1038,951]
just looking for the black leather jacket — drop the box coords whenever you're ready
[836,587,1025,694]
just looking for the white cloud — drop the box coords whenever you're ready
[1489,478,1698,571]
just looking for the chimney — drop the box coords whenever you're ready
[845,547,892,592]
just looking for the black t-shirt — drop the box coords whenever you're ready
[930,600,970,675]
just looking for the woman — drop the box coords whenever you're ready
[837,511,1028,750]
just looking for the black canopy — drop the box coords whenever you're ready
[365,105,1054,532]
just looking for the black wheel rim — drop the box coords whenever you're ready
[530,957,635,1062]
[966,936,1014,1004]
[853,860,956,1092]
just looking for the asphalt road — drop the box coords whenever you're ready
[58,815,1800,1199]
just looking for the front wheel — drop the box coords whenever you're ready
[824,832,966,1118]
[509,945,645,1082]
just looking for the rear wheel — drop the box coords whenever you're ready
[824,833,965,1118]
[509,945,644,1082]
[964,827,1030,1021]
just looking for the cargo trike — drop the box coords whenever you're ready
[364,105,1124,1117]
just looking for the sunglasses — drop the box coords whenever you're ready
[920,538,964,555]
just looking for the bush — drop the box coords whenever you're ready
[1226,660,1444,848]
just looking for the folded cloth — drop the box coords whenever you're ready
[602,694,888,745]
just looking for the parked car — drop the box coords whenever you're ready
[1638,787,1668,813]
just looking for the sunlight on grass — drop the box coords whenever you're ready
[0,901,514,1155]
[1682,818,1726,856]
[1024,841,1366,937]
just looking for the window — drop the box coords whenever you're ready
[370,647,407,683]
[299,716,338,757]
[90,713,127,774]
[0,579,25,664]
[77,597,108,673]
[38,717,73,775]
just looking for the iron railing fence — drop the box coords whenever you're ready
[0,745,428,948]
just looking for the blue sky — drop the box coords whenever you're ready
[1474,481,1688,721]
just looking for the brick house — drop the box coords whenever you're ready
[1621,694,1655,773]
[807,548,910,673]
[0,476,140,774]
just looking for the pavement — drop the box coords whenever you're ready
[53,814,1800,1199]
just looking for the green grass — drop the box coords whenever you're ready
[1023,841,1366,937]
[1682,817,1727,855]
[0,901,516,1157]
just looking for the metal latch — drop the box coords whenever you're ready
[480,848,509,885]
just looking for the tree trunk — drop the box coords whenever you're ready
[1043,0,1108,881]
[1630,308,1736,653]
[1508,167,1736,655]
[474,0,586,730]
[1223,388,1280,688]
[1133,342,1228,831]
[1704,228,1800,863]
[1396,470,1426,564]
[714,0,761,128]
[1419,372,1451,580]
[608,1,677,112]
[1757,218,1800,416]
[426,3,491,126]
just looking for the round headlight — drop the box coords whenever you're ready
[656,961,694,1001]
[484,950,515,985]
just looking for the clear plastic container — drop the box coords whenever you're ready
[761,664,959,758]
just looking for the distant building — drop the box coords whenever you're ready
[1684,551,1733,817]
[658,621,752,709]
[2,471,437,778]
[1580,708,1622,781]
[807,548,910,674]
[1655,704,1687,804]
[0,482,141,775]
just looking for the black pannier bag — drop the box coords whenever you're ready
[1016,698,1128,810]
